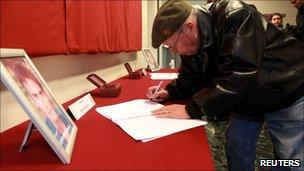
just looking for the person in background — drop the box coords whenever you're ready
[271,13,284,28]
[147,0,304,170]
[290,0,304,42]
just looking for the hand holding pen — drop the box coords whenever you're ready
[152,81,163,98]
[147,81,169,102]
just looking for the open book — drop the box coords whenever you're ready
[96,99,207,142]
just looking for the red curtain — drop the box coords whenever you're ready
[0,1,67,57]
[0,0,142,57]
[65,0,142,53]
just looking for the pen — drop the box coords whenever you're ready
[150,81,163,100]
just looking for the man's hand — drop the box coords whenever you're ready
[151,104,190,119]
[147,86,169,102]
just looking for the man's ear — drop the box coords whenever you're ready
[183,20,197,34]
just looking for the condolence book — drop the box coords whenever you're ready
[96,99,206,142]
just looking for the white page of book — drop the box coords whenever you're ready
[96,99,207,142]
[140,136,160,142]
[96,99,163,122]
[115,115,206,141]
[150,73,178,80]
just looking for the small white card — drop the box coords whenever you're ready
[150,73,178,80]
[68,93,95,120]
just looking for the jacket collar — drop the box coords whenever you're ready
[194,5,216,50]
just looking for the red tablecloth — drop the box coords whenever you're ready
[1,69,215,170]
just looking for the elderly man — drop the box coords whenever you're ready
[147,0,304,170]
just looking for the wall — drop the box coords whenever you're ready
[139,0,159,67]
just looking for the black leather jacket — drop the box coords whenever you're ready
[295,5,304,42]
[165,0,304,120]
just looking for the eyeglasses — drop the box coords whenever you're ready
[163,29,183,50]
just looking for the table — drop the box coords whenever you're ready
[1,69,215,170]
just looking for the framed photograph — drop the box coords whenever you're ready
[0,48,77,164]
[141,48,160,71]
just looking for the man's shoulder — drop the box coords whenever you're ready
[212,0,248,14]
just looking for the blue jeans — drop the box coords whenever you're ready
[226,96,304,171]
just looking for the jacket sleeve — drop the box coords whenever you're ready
[193,6,266,117]
[165,54,207,100]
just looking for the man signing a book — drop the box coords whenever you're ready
[147,0,304,170]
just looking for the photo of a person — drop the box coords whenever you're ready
[142,49,160,71]
[2,58,71,149]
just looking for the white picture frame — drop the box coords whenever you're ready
[0,48,77,164]
[141,48,160,71]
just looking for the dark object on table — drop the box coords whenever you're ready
[86,73,121,97]
[124,62,142,79]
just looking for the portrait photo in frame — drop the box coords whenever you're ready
[0,48,77,164]
[141,48,160,71]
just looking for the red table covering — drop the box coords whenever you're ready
[0,69,215,170]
